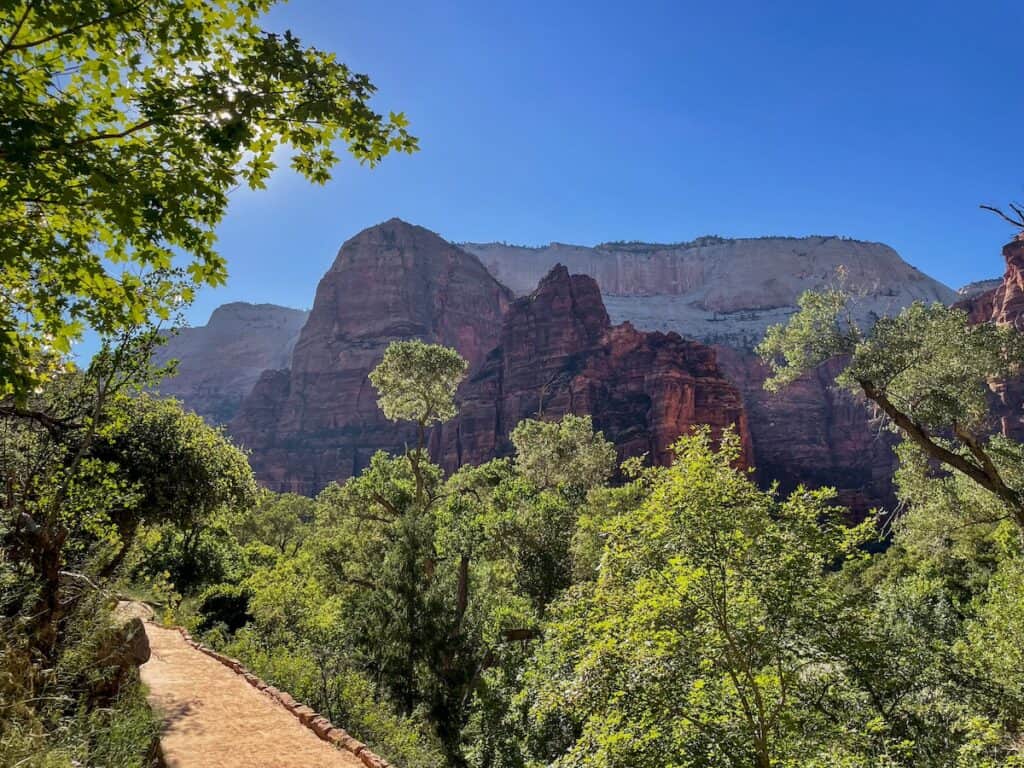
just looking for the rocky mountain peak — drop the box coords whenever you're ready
[228,222,512,494]
[151,302,308,425]
[434,266,750,471]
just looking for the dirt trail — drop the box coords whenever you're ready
[141,623,363,768]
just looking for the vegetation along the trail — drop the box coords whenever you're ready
[3,1,1024,767]
[0,0,413,763]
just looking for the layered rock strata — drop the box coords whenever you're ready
[464,236,957,510]
[229,219,512,494]
[433,265,751,471]
[152,303,309,424]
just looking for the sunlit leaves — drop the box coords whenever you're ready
[0,1,417,402]
[511,414,617,493]
[370,341,467,426]
[525,428,871,767]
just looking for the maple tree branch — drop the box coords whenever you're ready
[5,3,143,54]
[0,2,34,59]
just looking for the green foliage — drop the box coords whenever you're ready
[525,429,872,768]
[195,582,252,634]
[234,491,315,556]
[0,0,416,402]
[510,414,617,493]
[97,393,258,529]
[843,304,1023,431]
[759,290,1024,527]
[200,547,446,768]
[760,294,1024,428]
[370,341,468,427]
[759,287,858,392]
[0,593,160,767]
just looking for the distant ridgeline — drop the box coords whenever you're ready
[155,218,976,513]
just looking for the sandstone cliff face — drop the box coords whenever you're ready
[229,219,512,494]
[713,348,894,512]
[462,236,955,511]
[152,303,309,424]
[958,236,1024,331]
[957,278,1004,302]
[180,225,967,512]
[463,236,954,348]
[433,266,750,472]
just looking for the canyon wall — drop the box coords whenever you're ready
[162,222,972,512]
[433,265,750,471]
[956,235,1024,442]
[464,236,955,509]
[228,219,513,494]
[227,220,751,495]
[151,303,309,424]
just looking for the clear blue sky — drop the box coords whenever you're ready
[200,0,1024,325]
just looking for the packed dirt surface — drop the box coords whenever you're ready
[141,623,363,768]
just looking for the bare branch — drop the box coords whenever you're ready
[980,204,1024,229]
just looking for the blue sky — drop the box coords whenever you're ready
[199,0,1024,325]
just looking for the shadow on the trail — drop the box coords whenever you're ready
[156,699,206,736]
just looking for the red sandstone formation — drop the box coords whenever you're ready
[229,219,512,494]
[713,348,895,513]
[151,303,309,424]
[433,265,751,471]
[958,235,1024,330]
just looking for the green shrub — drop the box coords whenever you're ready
[196,583,253,634]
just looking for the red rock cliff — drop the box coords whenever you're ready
[713,349,896,513]
[433,266,751,470]
[229,219,512,494]
[958,236,1024,330]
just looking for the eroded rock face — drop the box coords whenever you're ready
[463,236,956,512]
[958,236,1024,331]
[152,303,308,424]
[229,219,512,494]
[713,348,894,512]
[180,224,965,512]
[957,278,1004,303]
[433,266,751,471]
[463,236,954,347]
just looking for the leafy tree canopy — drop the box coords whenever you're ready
[510,414,617,493]
[758,291,1024,527]
[526,428,871,768]
[0,0,417,402]
[370,341,468,428]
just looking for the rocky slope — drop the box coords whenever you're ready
[151,303,309,424]
[228,219,513,494]
[958,235,1024,331]
[433,266,750,471]
[463,236,955,510]
[958,278,1004,302]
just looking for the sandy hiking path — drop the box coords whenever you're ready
[141,623,364,768]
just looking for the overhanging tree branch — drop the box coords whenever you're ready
[3,3,144,55]
[859,379,1024,522]
[0,2,34,59]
